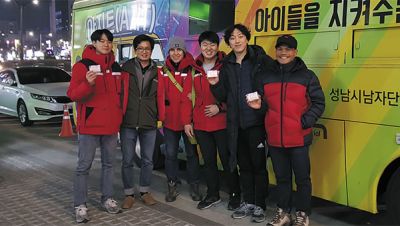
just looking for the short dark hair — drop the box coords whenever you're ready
[90,29,113,42]
[198,31,219,46]
[223,24,251,45]
[133,34,155,50]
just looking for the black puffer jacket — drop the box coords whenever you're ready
[210,45,273,171]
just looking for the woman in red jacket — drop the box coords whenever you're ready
[157,37,201,203]
[181,31,241,211]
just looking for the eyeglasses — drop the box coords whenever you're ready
[136,47,152,52]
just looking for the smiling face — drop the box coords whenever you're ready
[92,34,112,55]
[228,28,248,55]
[275,45,297,65]
[169,48,184,63]
[200,40,218,61]
[136,41,152,62]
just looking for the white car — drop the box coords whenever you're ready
[0,66,72,126]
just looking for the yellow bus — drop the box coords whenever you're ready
[238,0,400,223]
[72,0,400,223]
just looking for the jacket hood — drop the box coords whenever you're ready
[165,51,195,72]
[82,45,115,70]
[224,45,266,64]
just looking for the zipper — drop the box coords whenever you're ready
[280,65,284,147]
[136,72,145,127]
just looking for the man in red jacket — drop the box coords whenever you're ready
[181,31,241,211]
[157,37,201,203]
[248,35,325,226]
[67,29,124,223]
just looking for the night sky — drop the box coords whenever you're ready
[0,0,50,32]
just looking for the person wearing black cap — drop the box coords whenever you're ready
[248,35,325,226]
[208,24,273,223]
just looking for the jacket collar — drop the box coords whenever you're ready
[82,45,115,70]
[165,52,195,73]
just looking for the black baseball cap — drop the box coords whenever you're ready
[275,35,297,49]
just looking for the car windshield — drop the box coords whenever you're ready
[17,67,71,84]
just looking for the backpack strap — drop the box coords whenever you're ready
[79,59,97,70]
[191,67,196,108]
[163,66,183,92]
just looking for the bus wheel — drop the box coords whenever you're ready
[387,167,400,224]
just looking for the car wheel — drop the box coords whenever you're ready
[387,167,400,225]
[17,100,33,126]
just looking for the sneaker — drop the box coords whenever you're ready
[227,193,241,211]
[252,206,266,223]
[122,195,135,209]
[293,211,309,226]
[103,198,122,214]
[141,193,157,206]
[189,183,202,201]
[75,204,90,223]
[267,208,291,226]
[231,202,255,219]
[197,196,221,210]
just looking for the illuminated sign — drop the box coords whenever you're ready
[85,2,156,41]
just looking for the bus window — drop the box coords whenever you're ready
[152,43,165,65]
[353,27,400,64]
[120,44,134,64]
[189,0,234,35]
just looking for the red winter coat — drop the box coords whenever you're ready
[181,52,226,132]
[67,45,124,135]
[157,53,195,131]
[260,58,325,147]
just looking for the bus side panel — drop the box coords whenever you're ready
[346,122,400,213]
[310,119,348,207]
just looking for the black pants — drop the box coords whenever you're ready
[237,126,268,209]
[195,129,241,198]
[269,145,311,215]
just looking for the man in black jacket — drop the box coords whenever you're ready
[208,24,273,223]
[120,34,158,208]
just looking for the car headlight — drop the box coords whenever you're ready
[30,93,57,103]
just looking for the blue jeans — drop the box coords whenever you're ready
[164,127,200,184]
[73,134,118,207]
[120,127,156,194]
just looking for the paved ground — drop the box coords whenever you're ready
[0,114,394,225]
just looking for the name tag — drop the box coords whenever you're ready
[112,72,121,76]
[181,73,187,77]
[194,73,201,77]
[175,72,180,75]
[207,70,219,78]
[163,73,168,77]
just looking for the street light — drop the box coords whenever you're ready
[5,0,40,60]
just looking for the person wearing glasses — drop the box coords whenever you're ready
[120,34,159,209]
